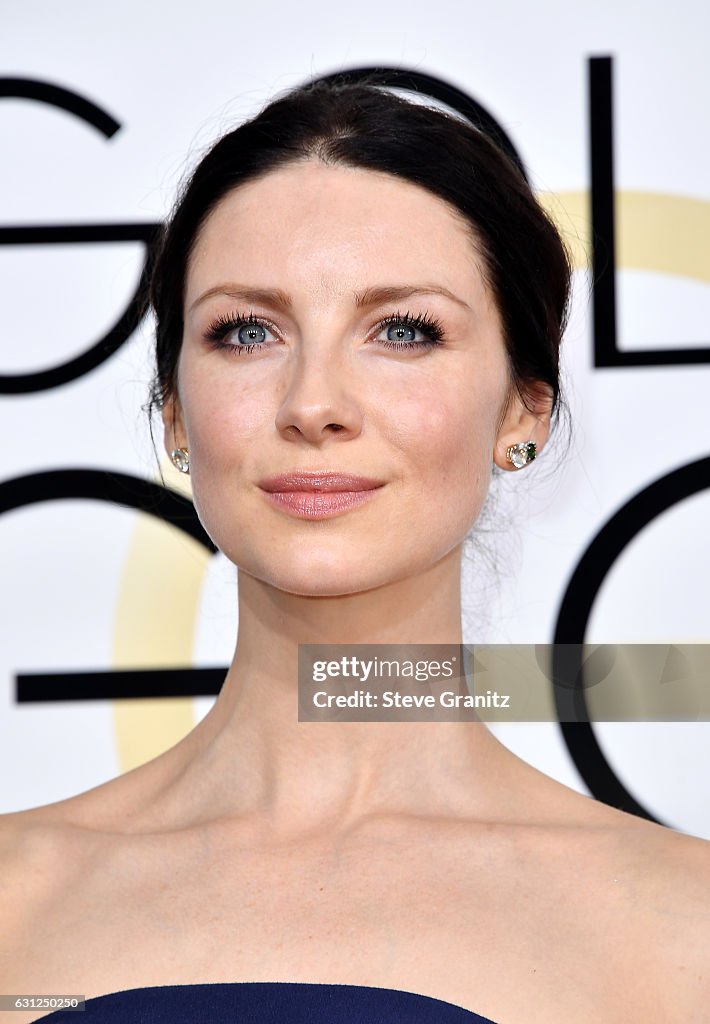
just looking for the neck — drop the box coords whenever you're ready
[143,546,515,839]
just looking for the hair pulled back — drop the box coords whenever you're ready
[148,77,571,426]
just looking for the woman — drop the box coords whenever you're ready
[2,78,708,1024]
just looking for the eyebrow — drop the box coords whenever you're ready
[187,283,472,314]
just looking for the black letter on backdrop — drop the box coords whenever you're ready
[552,456,710,823]
[0,78,160,393]
[590,56,710,366]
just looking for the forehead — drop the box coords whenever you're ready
[185,160,492,311]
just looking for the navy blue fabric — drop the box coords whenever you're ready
[35,981,500,1022]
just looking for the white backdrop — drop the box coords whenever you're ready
[1,0,709,838]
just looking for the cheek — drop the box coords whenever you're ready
[182,387,269,552]
[176,372,269,541]
[391,377,499,484]
[182,376,266,468]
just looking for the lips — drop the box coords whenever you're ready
[258,471,386,520]
[258,471,385,493]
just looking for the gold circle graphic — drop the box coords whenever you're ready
[111,462,211,771]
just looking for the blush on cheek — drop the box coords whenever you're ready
[404,402,477,461]
[387,396,449,446]
[186,388,266,457]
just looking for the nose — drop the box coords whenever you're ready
[274,345,364,445]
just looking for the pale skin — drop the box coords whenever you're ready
[1,160,708,1024]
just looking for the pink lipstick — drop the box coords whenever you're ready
[258,471,385,520]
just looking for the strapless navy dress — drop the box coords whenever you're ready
[34,981,500,1022]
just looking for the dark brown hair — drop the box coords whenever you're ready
[148,77,571,428]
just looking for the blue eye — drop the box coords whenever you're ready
[205,313,274,354]
[204,308,445,356]
[376,312,445,350]
[385,322,417,343]
[236,322,267,346]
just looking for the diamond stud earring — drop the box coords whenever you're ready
[170,447,190,474]
[506,441,537,469]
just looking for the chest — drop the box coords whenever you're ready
[18,830,665,1024]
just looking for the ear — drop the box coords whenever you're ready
[161,391,187,458]
[493,380,554,471]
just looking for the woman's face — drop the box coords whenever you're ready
[166,159,543,596]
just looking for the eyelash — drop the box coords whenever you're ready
[203,309,446,355]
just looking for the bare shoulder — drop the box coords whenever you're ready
[579,802,710,1016]
[630,820,710,1016]
[0,803,89,911]
[0,808,65,985]
[589,800,710,910]
[0,801,110,982]
[0,805,69,891]
[0,782,123,860]
[0,750,196,939]
[615,812,710,916]
[511,769,710,1017]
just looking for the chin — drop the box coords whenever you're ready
[231,550,406,598]
[261,566,390,598]
[272,579,374,598]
